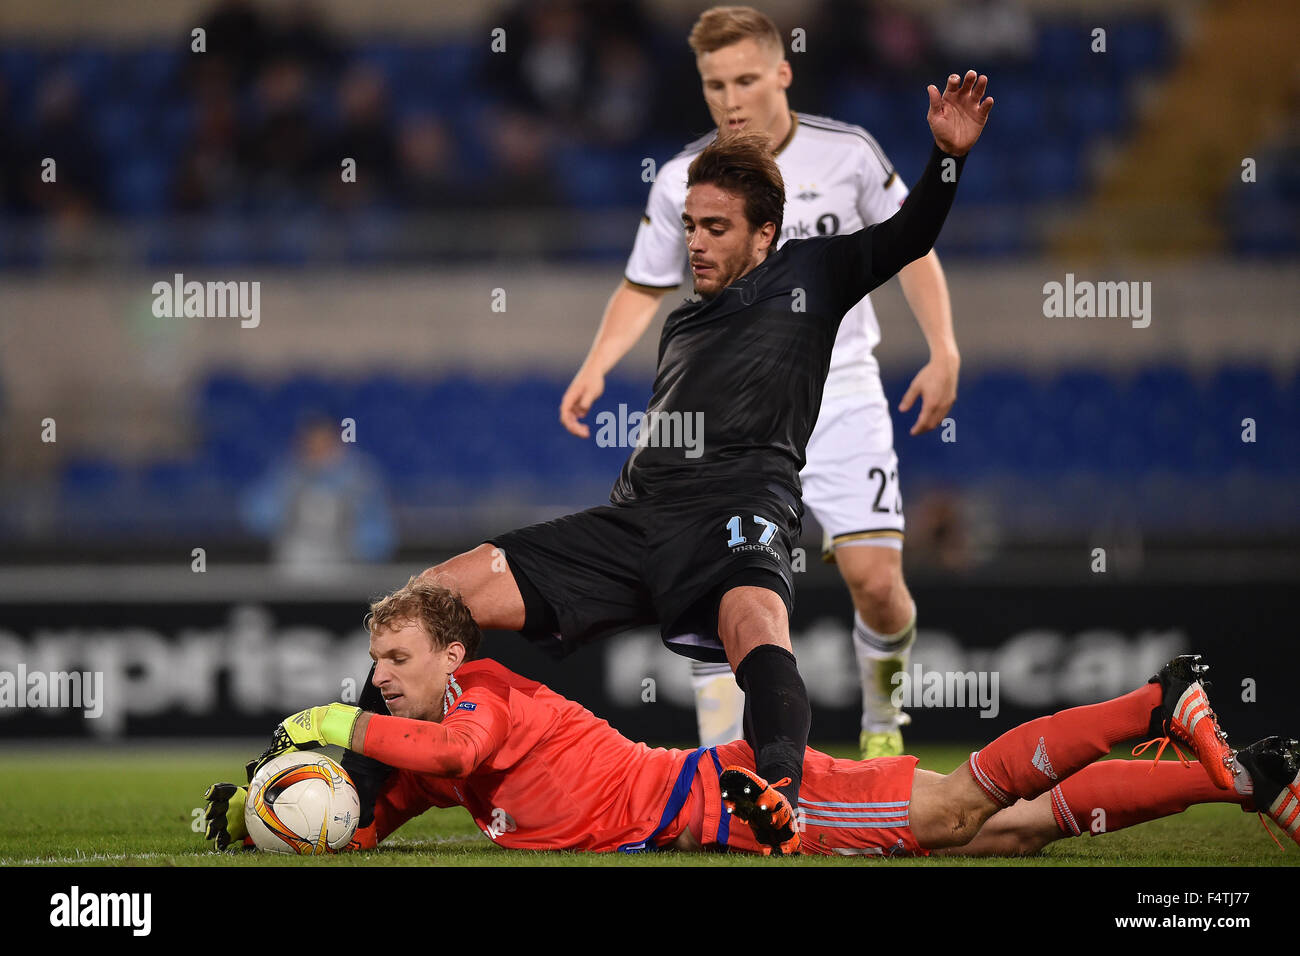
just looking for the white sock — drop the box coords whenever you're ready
[690,659,746,748]
[852,604,917,734]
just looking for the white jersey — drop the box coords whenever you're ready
[625,112,910,402]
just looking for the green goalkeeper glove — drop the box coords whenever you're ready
[248,703,364,776]
[203,783,251,851]
[281,702,362,749]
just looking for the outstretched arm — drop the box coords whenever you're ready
[820,72,992,311]
[867,71,992,281]
[349,711,495,777]
[264,690,509,778]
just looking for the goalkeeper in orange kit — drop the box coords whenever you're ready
[204,578,1298,858]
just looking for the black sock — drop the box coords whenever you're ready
[735,644,810,807]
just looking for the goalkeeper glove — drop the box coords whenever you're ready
[203,782,252,851]
[249,703,363,776]
[281,702,362,749]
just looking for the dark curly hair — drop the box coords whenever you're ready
[687,129,785,239]
[365,576,482,659]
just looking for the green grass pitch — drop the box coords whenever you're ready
[2,743,1293,867]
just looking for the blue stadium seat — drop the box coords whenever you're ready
[123,49,181,96]
[1071,83,1127,136]
[412,41,480,90]
[1035,23,1091,75]
[1044,367,1120,471]
[261,216,319,266]
[1209,363,1278,418]
[0,47,42,99]
[1127,365,1203,472]
[352,42,406,86]
[1020,145,1082,199]
[199,372,265,420]
[951,148,1008,203]
[280,372,345,412]
[1109,18,1171,77]
[94,104,143,156]
[986,80,1046,138]
[342,210,401,264]
[196,216,257,267]
[828,85,895,139]
[1227,192,1300,256]
[109,158,170,216]
[553,146,633,208]
[54,47,112,95]
[60,458,125,499]
[201,432,273,486]
[140,459,216,502]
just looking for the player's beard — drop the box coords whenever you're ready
[694,249,759,299]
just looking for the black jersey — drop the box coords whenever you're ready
[610,145,966,509]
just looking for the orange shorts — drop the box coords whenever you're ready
[670,742,928,857]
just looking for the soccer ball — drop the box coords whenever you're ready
[245,752,361,854]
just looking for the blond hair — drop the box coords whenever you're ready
[365,576,482,658]
[688,6,784,58]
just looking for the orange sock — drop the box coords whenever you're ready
[1049,760,1249,836]
[968,684,1162,807]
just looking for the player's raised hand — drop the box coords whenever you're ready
[926,71,992,157]
[560,366,605,438]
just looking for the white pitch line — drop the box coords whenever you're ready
[2,850,173,865]
[4,836,484,865]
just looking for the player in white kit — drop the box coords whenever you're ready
[559,7,961,758]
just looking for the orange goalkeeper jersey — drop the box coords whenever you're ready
[355,659,700,852]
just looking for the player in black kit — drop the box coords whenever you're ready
[354,71,992,854]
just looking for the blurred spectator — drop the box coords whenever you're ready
[239,58,324,211]
[325,66,399,210]
[489,0,656,143]
[240,416,395,575]
[191,0,270,90]
[172,88,243,212]
[584,0,657,142]
[396,114,466,210]
[587,34,654,144]
[23,71,105,218]
[870,0,935,76]
[799,0,938,99]
[266,0,343,80]
[477,110,562,208]
[493,0,588,125]
[932,0,1034,67]
[906,489,998,571]
[0,76,28,216]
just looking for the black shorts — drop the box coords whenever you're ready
[487,487,800,663]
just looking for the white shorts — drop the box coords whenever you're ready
[800,390,904,557]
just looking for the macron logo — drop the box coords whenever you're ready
[50,885,151,936]
[1031,736,1058,780]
